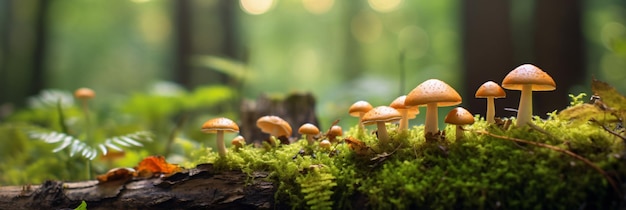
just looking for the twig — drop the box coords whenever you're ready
[473,129,622,197]
[590,118,626,144]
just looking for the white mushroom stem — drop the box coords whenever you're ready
[456,125,464,140]
[215,130,227,157]
[306,135,314,145]
[424,103,439,134]
[399,109,409,131]
[516,84,533,127]
[358,113,366,130]
[376,121,389,144]
[485,96,496,123]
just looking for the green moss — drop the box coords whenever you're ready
[187,100,625,209]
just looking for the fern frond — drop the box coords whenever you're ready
[30,130,153,160]
[296,170,337,210]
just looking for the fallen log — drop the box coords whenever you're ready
[0,164,275,210]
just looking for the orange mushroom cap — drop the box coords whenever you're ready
[74,88,95,99]
[256,115,292,137]
[390,95,419,116]
[405,79,462,107]
[475,81,506,98]
[444,107,475,125]
[201,117,240,133]
[298,123,320,136]
[349,100,374,117]
[502,64,556,91]
[361,106,402,126]
[328,125,343,137]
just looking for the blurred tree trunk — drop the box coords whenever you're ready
[174,0,192,89]
[463,0,584,118]
[31,0,49,97]
[533,0,584,114]
[461,0,515,118]
[0,1,48,110]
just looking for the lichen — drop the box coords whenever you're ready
[186,94,625,209]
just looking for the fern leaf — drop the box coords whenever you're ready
[52,136,73,153]
[98,144,108,156]
[104,139,123,151]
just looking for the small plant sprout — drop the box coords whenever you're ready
[405,79,462,136]
[444,107,475,140]
[201,117,240,157]
[361,106,402,144]
[231,135,245,150]
[389,95,419,131]
[327,125,343,143]
[349,100,373,131]
[299,123,320,145]
[502,64,556,127]
[256,115,292,145]
[475,81,506,123]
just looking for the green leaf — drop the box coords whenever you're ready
[591,78,626,111]
[74,200,87,210]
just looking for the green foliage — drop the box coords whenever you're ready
[568,92,587,106]
[74,200,87,210]
[189,103,625,209]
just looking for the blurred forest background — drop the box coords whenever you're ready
[1,0,626,184]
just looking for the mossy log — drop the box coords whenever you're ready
[0,164,275,210]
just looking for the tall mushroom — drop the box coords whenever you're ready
[298,123,320,145]
[74,87,96,124]
[256,115,293,145]
[444,107,475,140]
[361,106,402,144]
[475,81,506,123]
[405,79,462,135]
[349,100,373,130]
[390,95,419,131]
[201,117,240,157]
[501,64,556,127]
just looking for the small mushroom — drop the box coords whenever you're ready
[319,139,332,150]
[256,115,292,145]
[444,107,475,140]
[349,100,374,130]
[201,117,240,157]
[299,123,320,145]
[405,79,462,136]
[74,87,95,122]
[475,81,506,123]
[501,64,556,127]
[390,95,420,131]
[361,106,402,144]
[327,125,343,143]
[231,135,245,150]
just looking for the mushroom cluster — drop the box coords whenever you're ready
[198,63,556,157]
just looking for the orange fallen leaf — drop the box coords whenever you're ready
[134,155,181,178]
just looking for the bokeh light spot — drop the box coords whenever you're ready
[240,0,274,15]
[351,11,382,43]
[302,0,334,15]
[368,0,403,13]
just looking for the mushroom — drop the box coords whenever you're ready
[349,100,374,130]
[256,115,292,145]
[390,95,420,131]
[444,107,475,140]
[327,125,343,143]
[201,117,240,157]
[74,87,96,122]
[319,139,332,150]
[298,123,320,145]
[501,64,556,127]
[361,106,402,144]
[231,135,245,150]
[475,81,506,123]
[405,79,462,135]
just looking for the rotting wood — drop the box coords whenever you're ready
[0,164,275,210]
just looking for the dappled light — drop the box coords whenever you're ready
[240,0,274,15]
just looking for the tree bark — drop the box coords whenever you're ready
[0,164,275,210]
